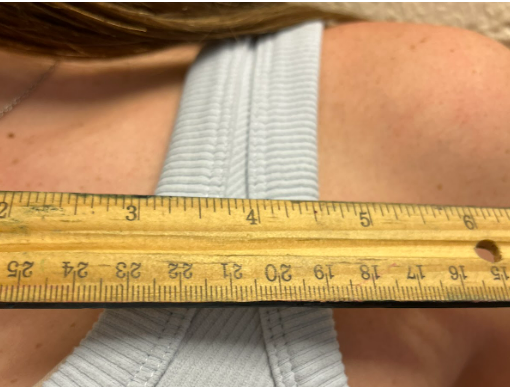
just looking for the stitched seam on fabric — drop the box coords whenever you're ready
[125,311,187,387]
[214,46,232,198]
[207,45,234,198]
[264,309,284,386]
[249,37,268,197]
[257,38,271,197]
[220,40,249,198]
[265,309,298,387]
[244,38,256,197]
[277,309,297,387]
[260,37,275,198]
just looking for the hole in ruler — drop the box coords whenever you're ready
[474,240,501,263]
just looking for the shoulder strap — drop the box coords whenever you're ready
[44,21,348,387]
[156,21,321,201]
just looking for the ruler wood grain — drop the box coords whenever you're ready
[0,191,509,308]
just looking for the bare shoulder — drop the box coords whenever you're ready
[317,22,509,387]
[332,308,509,387]
[320,21,508,93]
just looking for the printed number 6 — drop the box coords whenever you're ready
[463,215,475,230]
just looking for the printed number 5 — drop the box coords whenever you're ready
[360,212,371,227]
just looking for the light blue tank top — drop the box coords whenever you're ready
[44,21,348,387]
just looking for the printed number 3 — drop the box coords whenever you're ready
[126,205,137,221]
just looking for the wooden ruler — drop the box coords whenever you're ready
[0,191,509,308]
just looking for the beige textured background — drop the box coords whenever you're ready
[317,2,510,46]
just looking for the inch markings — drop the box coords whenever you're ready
[0,191,509,307]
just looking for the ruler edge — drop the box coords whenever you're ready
[1,190,509,307]
[1,190,510,210]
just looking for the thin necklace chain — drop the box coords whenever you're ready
[0,61,58,120]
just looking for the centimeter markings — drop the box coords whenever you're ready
[0,191,509,307]
[0,277,509,304]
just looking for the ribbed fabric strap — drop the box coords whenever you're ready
[44,21,348,387]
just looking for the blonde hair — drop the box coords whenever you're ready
[0,3,358,59]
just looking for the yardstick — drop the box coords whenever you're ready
[0,191,509,308]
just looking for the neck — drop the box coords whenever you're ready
[0,44,201,107]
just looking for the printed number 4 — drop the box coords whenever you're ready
[246,209,257,225]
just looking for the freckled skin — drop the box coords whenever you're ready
[0,22,509,387]
[319,22,509,387]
